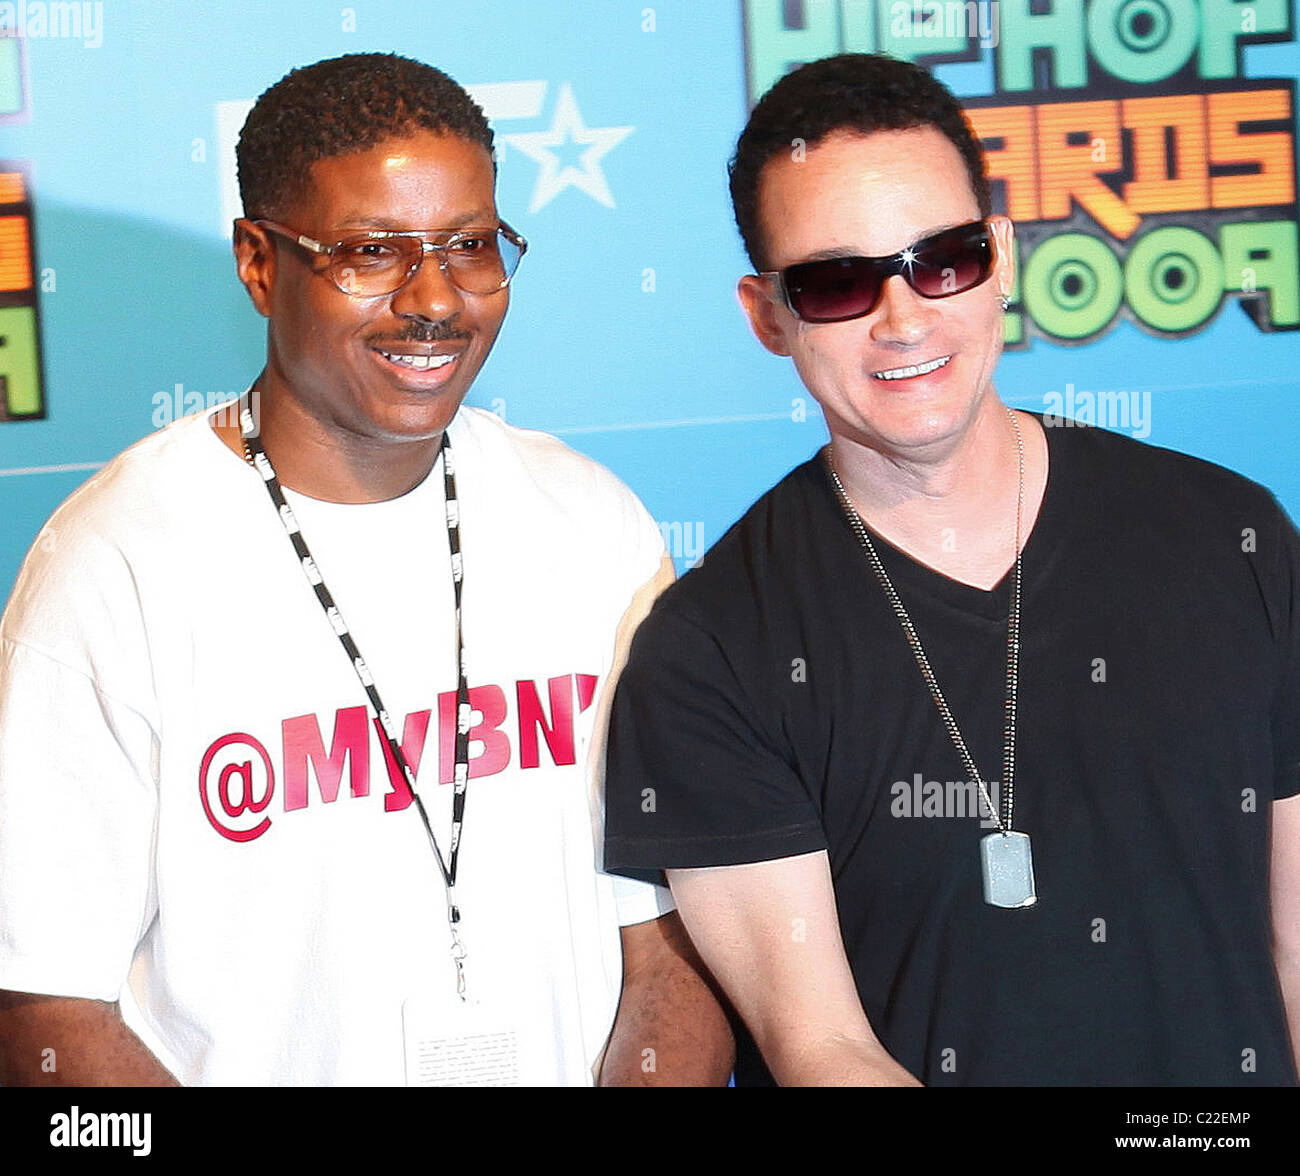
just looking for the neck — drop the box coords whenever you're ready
[830,394,1010,507]
[828,395,1046,590]
[213,375,444,503]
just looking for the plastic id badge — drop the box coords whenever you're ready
[402,991,521,1087]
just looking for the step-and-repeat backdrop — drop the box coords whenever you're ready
[1,0,1297,595]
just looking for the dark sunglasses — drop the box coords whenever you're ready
[763,219,994,323]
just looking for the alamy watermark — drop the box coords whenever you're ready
[0,1,104,48]
[152,383,253,432]
[891,773,1000,828]
[890,0,1000,49]
[658,520,704,569]
[49,1107,151,1157]
[1042,384,1151,439]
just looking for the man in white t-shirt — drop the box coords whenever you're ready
[0,53,733,1086]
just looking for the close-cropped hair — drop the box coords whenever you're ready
[729,53,991,269]
[237,52,494,221]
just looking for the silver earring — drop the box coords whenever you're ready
[999,293,1010,311]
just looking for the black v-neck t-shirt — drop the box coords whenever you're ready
[605,418,1300,1086]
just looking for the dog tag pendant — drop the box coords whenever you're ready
[980,831,1037,908]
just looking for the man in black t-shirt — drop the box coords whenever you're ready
[603,54,1300,1086]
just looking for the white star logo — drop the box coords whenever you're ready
[502,83,634,214]
[215,83,635,233]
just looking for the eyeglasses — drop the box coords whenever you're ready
[253,219,527,297]
[763,220,994,323]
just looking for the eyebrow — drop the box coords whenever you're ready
[333,208,498,232]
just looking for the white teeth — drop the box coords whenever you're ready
[381,351,455,371]
[874,355,951,380]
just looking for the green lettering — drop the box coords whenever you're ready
[1023,232,1123,339]
[1221,220,1300,328]
[882,0,968,62]
[0,305,42,417]
[1124,226,1223,332]
[1199,0,1288,79]
[996,0,1087,92]
[0,36,21,116]
[744,0,847,107]
[1087,0,1199,84]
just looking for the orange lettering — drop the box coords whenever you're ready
[1121,94,1209,213]
[0,216,32,292]
[1036,100,1140,239]
[0,173,26,206]
[1208,89,1295,210]
[969,105,1040,222]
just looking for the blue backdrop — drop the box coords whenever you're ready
[1,0,1298,597]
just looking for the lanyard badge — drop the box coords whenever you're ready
[239,403,475,993]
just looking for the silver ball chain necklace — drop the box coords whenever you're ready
[825,407,1037,908]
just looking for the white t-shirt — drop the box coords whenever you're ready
[0,404,673,1086]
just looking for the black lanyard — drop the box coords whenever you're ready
[238,402,473,994]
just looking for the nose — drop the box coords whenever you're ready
[388,247,465,323]
[869,274,938,346]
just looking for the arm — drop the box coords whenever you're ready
[598,911,735,1086]
[0,991,178,1086]
[668,850,920,1086]
[1271,793,1300,1074]
[595,546,736,1085]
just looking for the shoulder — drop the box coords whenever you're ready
[38,409,233,547]
[451,405,638,499]
[449,405,661,543]
[2,410,236,644]
[633,456,827,644]
[1046,418,1280,517]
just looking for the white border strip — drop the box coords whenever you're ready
[0,461,105,477]
[5,374,1299,476]
[551,411,793,436]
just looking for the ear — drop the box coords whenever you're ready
[987,215,1016,302]
[737,273,794,357]
[233,219,277,319]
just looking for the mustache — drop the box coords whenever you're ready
[371,320,471,345]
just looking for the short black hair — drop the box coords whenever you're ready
[729,53,991,269]
[237,53,494,221]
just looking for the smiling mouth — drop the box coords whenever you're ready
[377,350,458,371]
[873,355,952,381]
